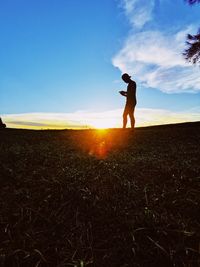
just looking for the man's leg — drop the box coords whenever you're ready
[123,107,128,129]
[129,108,135,129]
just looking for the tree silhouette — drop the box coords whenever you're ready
[183,30,200,64]
[187,0,200,4]
[184,0,200,64]
[0,117,6,128]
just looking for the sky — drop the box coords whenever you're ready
[1,0,200,129]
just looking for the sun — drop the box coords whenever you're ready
[91,121,108,129]
[90,118,117,129]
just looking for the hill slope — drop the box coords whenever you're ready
[0,122,200,267]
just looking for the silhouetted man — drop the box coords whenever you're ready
[0,117,6,128]
[119,73,137,129]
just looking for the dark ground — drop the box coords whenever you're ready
[0,122,200,267]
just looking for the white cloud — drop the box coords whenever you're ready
[113,30,185,68]
[121,0,155,28]
[113,2,200,93]
[136,108,200,126]
[144,66,200,93]
[2,108,200,129]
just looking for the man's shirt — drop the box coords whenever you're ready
[126,81,137,106]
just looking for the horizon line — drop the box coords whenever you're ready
[3,120,200,131]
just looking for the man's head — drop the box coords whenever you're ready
[121,73,131,83]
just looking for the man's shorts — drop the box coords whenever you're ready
[123,104,135,116]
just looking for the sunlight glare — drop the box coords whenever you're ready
[90,118,116,129]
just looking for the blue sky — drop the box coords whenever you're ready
[1,0,200,128]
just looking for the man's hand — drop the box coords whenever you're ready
[119,91,127,96]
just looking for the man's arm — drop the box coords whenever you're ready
[119,91,127,97]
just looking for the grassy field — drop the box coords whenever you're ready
[0,122,200,267]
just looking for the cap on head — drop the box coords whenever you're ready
[121,73,131,82]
